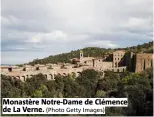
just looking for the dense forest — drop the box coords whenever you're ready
[1,68,153,116]
[27,41,153,65]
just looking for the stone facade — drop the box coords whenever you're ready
[93,59,112,71]
[135,53,153,72]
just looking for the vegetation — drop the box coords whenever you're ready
[1,68,153,116]
[16,64,24,67]
[28,41,153,65]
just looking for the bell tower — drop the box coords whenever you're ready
[80,50,83,59]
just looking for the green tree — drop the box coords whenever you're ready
[76,69,100,97]
[33,85,48,98]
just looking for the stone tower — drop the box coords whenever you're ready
[113,50,126,68]
[135,53,153,72]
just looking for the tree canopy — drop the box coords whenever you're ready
[1,67,153,116]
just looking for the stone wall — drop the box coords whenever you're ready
[84,59,93,66]
[135,53,153,72]
[102,62,113,70]
[93,59,104,67]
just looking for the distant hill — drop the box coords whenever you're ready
[28,41,153,65]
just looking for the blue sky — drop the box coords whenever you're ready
[1,0,153,64]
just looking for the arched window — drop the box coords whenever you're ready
[123,68,125,72]
[49,74,54,80]
[44,74,47,78]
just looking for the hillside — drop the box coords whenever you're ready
[28,41,153,65]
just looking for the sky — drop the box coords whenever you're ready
[1,0,153,64]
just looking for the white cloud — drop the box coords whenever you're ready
[1,0,153,64]
[86,40,118,48]
[25,30,67,43]
[126,18,148,27]
[123,17,152,30]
